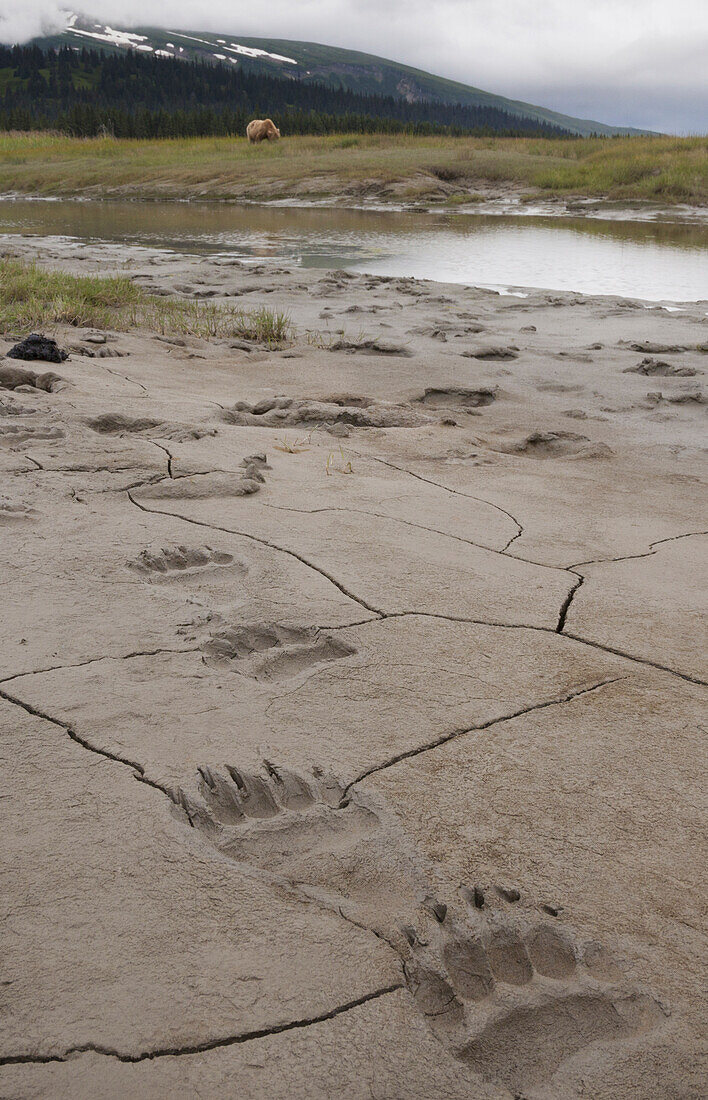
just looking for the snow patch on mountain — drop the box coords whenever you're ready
[69,25,153,50]
[226,42,296,64]
[170,30,296,65]
[59,18,296,66]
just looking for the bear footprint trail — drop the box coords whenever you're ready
[4,238,701,1097]
[175,762,664,1092]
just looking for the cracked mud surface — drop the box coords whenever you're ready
[1,236,706,1099]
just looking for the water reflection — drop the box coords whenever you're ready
[0,198,706,302]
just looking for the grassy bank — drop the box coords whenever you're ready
[0,133,706,205]
[0,257,290,343]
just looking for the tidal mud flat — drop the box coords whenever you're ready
[1,235,706,1098]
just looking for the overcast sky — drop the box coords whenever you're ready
[2,1,707,133]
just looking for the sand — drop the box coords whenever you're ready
[0,234,706,1099]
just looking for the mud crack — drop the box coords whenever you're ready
[568,529,708,571]
[344,676,626,791]
[0,685,171,801]
[127,491,385,616]
[259,501,565,576]
[102,364,148,397]
[556,572,584,632]
[0,645,201,686]
[329,611,706,687]
[355,451,524,549]
[147,439,174,478]
[0,983,403,1066]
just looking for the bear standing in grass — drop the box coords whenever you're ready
[246,119,281,143]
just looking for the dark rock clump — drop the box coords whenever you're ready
[7,334,69,364]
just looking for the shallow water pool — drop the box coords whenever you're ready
[1,198,706,303]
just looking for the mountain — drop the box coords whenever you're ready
[30,14,650,138]
[0,42,574,139]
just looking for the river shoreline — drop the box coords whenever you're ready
[2,196,707,304]
[3,187,708,227]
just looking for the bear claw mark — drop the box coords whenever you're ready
[178,764,377,872]
[404,914,665,1092]
[198,765,281,821]
[128,544,239,579]
[173,760,431,944]
[201,623,357,682]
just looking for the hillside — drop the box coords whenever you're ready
[29,13,651,138]
[0,44,572,139]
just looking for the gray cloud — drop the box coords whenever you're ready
[0,0,67,43]
[1,0,706,132]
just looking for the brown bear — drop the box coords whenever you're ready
[246,118,281,143]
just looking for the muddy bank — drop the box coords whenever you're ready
[2,177,706,225]
[1,234,706,1099]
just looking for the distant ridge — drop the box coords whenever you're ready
[29,13,653,137]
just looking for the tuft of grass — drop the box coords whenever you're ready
[273,432,314,453]
[306,328,342,348]
[230,305,290,344]
[325,445,353,475]
[0,257,290,345]
[427,164,466,182]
